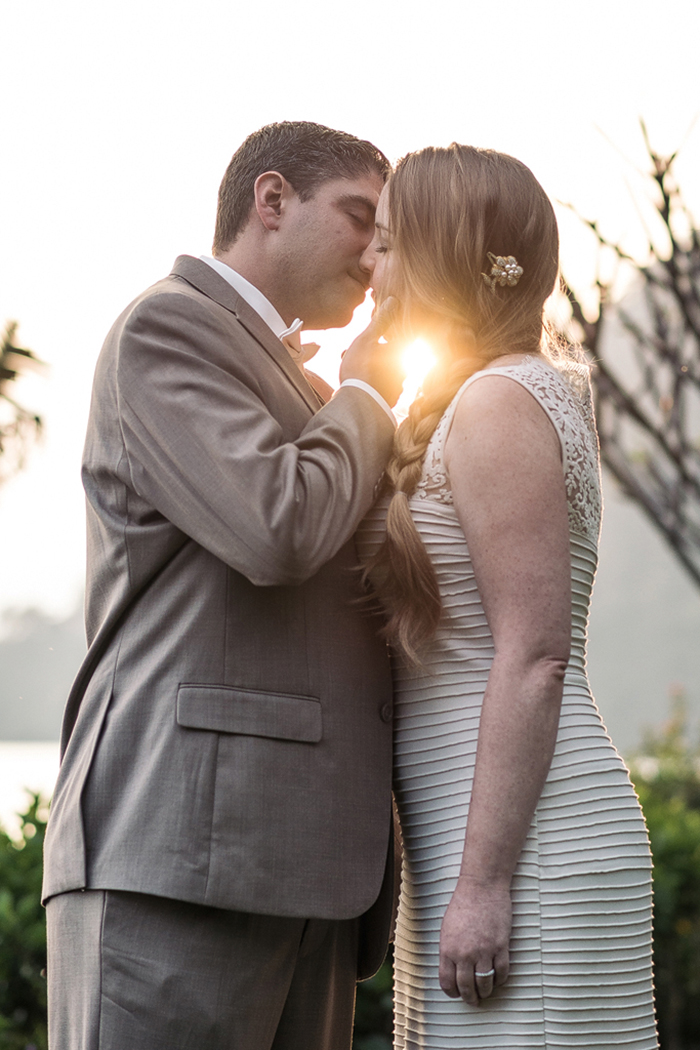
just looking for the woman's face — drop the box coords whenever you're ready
[360,184,397,303]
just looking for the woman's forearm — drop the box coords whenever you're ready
[459,654,566,885]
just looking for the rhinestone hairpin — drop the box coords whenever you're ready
[482,252,524,290]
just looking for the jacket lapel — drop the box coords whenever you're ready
[171,255,322,414]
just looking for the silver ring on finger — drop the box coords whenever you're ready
[475,968,495,978]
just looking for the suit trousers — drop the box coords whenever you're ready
[46,889,360,1050]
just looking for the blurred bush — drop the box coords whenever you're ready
[0,794,47,1050]
[353,949,392,1050]
[629,690,700,1050]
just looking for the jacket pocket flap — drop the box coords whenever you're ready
[177,685,322,743]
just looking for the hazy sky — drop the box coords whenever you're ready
[1,0,699,620]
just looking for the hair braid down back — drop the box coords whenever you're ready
[365,356,477,664]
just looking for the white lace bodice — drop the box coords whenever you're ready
[413,355,602,543]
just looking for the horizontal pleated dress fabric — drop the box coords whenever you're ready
[357,359,658,1049]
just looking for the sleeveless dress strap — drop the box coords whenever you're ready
[416,356,602,544]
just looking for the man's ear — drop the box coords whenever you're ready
[253,171,295,231]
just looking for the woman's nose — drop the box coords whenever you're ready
[359,243,375,276]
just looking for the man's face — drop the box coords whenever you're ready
[278,172,384,330]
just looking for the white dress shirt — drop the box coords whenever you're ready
[199,256,395,424]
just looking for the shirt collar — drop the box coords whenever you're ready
[199,255,302,341]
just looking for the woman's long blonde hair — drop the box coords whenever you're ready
[367,144,560,663]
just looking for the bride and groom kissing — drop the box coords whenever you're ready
[42,121,658,1050]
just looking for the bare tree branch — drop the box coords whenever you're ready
[561,126,700,588]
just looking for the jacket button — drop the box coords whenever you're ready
[380,703,393,723]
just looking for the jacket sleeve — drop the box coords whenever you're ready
[116,290,395,586]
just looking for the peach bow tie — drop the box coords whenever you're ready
[281,318,320,367]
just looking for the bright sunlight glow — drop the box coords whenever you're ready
[395,338,437,419]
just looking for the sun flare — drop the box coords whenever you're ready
[395,338,436,418]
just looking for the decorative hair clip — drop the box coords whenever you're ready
[482,252,524,290]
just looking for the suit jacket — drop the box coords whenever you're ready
[42,256,396,976]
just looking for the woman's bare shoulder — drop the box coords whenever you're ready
[444,367,562,468]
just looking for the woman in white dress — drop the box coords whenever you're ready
[357,145,659,1048]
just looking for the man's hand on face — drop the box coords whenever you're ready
[340,298,406,408]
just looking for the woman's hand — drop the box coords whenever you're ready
[439,875,512,1006]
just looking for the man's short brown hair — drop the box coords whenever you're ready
[213,121,391,254]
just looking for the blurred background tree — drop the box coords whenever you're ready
[0,322,43,484]
[562,122,700,588]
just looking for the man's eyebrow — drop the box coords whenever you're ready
[336,193,377,213]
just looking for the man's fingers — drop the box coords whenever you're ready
[338,295,406,403]
[368,296,400,339]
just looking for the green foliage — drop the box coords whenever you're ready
[0,321,43,483]
[629,690,700,1050]
[353,950,392,1050]
[0,795,48,1050]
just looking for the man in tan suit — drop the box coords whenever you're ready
[43,122,401,1050]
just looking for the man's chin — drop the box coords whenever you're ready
[307,299,362,331]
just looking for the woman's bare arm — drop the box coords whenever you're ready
[440,370,571,1006]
